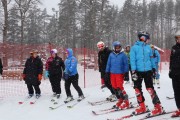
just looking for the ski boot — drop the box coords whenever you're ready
[113,98,123,109]
[150,103,164,116]
[134,102,147,115]
[77,95,85,102]
[64,96,74,103]
[106,94,117,102]
[36,94,41,99]
[53,92,57,97]
[56,94,60,99]
[171,109,180,117]
[28,94,34,98]
[119,100,130,109]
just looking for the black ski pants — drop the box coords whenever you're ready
[172,75,180,109]
[49,75,61,94]
[134,71,161,105]
[27,83,41,95]
[101,72,115,95]
[65,74,83,97]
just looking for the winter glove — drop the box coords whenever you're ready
[45,71,49,78]
[22,74,26,81]
[38,74,42,81]
[152,68,156,79]
[0,69,2,75]
[132,71,138,81]
[104,72,110,82]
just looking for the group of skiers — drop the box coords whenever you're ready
[97,30,180,117]
[22,48,84,102]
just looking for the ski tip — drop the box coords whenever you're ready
[30,102,34,104]
[18,102,23,104]
[92,111,97,115]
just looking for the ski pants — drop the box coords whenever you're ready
[101,72,115,94]
[49,75,61,94]
[134,71,161,105]
[65,74,83,97]
[172,75,180,109]
[27,83,41,95]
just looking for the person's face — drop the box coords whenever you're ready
[51,53,56,58]
[97,45,104,51]
[32,52,37,58]
[115,45,121,52]
[126,46,130,51]
[176,36,180,44]
[65,52,68,57]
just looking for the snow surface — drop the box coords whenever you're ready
[0,65,179,120]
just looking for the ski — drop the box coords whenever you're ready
[88,96,135,106]
[29,96,41,104]
[92,102,136,115]
[139,110,175,120]
[107,108,150,120]
[67,95,88,108]
[18,96,33,104]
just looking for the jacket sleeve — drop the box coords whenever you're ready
[0,58,3,74]
[130,47,136,71]
[38,58,43,74]
[98,52,101,71]
[68,57,77,73]
[105,54,111,73]
[23,59,28,74]
[169,48,173,70]
[123,53,129,73]
[150,48,156,69]
[156,50,161,63]
[61,59,65,71]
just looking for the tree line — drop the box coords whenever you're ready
[0,0,180,51]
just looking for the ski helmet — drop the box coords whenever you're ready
[50,49,58,54]
[113,41,121,48]
[97,41,105,49]
[138,31,150,41]
[175,30,180,38]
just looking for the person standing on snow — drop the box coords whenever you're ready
[130,31,163,116]
[45,49,65,99]
[63,48,84,103]
[106,41,130,109]
[0,58,3,75]
[97,41,116,101]
[169,30,180,117]
[124,45,132,84]
[151,45,161,85]
[23,50,43,98]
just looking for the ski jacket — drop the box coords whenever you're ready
[23,56,43,85]
[64,49,78,76]
[46,56,65,77]
[98,47,112,73]
[130,40,155,72]
[152,49,160,63]
[170,43,180,76]
[0,58,3,75]
[106,50,129,74]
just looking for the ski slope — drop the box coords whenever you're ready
[0,66,179,120]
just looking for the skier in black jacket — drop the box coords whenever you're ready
[23,50,43,98]
[45,49,65,99]
[169,30,180,117]
[97,41,116,101]
[0,58,3,75]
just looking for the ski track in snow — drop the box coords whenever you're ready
[0,65,179,120]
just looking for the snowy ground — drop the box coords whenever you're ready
[0,65,179,120]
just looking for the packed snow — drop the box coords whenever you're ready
[0,65,179,120]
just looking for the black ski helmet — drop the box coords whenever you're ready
[138,31,150,40]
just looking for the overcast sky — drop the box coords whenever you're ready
[40,0,126,15]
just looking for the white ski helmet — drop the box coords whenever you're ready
[97,41,105,49]
[175,30,180,38]
[50,49,58,54]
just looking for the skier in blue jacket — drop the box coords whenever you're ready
[63,48,84,103]
[151,45,161,85]
[130,31,163,116]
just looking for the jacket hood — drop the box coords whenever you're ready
[66,48,73,58]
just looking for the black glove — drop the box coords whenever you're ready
[104,72,110,82]
[152,68,156,79]
[132,71,138,81]
[169,71,173,79]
